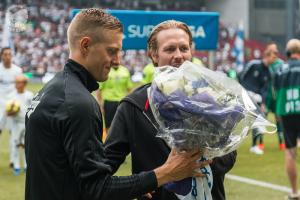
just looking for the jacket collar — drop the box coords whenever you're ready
[288,59,300,68]
[65,59,99,92]
[125,83,151,110]
[122,83,160,131]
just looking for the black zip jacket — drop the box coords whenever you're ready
[239,59,271,103]
[104,84,237,200]
[25,59,157,200]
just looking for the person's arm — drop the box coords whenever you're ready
[62,102,155,200]
[261,80,270,106]
[210,151,237,200]
[105,102,212,188]
[210,150,237,176]
[104,103,131,174]
[102,148,208,199]
[259,74,271,114]
[62,101,208,200]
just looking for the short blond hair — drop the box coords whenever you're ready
[147,20,192,66]
[286,39,300,54]
[67,8,123,51]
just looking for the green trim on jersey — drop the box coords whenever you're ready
[100,65,133,101]
[269,58,284,75]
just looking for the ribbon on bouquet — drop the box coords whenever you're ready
[163,158,213,200]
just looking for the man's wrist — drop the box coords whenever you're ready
[154,165,172,187]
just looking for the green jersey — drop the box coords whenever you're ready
[100,65,132,101]
[269,58,284,75]
[192,57,203,65]
[142,63,155,84]
[274,60,300,116]
[265,58,284,112]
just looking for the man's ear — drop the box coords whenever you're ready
[79,37,91,56]
[150,51,159,66]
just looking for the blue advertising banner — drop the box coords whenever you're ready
[71,9,219,50]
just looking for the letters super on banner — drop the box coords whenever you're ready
[71,9,219,50]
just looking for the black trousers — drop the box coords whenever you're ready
[104,100,119,128]
[281,114,300,148]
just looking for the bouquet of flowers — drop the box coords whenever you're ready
[148,61,276,200]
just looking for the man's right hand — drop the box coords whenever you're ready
[154,149,211,187]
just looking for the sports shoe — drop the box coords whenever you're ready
[286,193,300,200]
[258,143,265,150]
[9,162,14,168]
[13,168,21,176]
[250,146,264,155]
[279,143,285,150]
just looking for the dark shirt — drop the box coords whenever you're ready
[239,59,271,102]
[25,59,157,200]
[104,84,237,200]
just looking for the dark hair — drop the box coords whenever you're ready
[0,47,11,57]
[0,47,11,62]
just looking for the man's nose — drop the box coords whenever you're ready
[112,55,120,66]
[174,49,183,59]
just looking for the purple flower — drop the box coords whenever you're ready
[163,177,192,196]
[151,87,245,148]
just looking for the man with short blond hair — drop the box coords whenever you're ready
[274,39,300,200]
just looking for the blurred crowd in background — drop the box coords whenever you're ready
[1,2,300,199]
[0,1,275,81]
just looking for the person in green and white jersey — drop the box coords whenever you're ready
[274,39,300,200]
[266,56,286,150]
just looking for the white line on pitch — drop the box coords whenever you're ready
[226,174,292,193]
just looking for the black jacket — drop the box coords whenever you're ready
[104,84,237,200]
[239,59,271,103]
[25,59,157,200]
